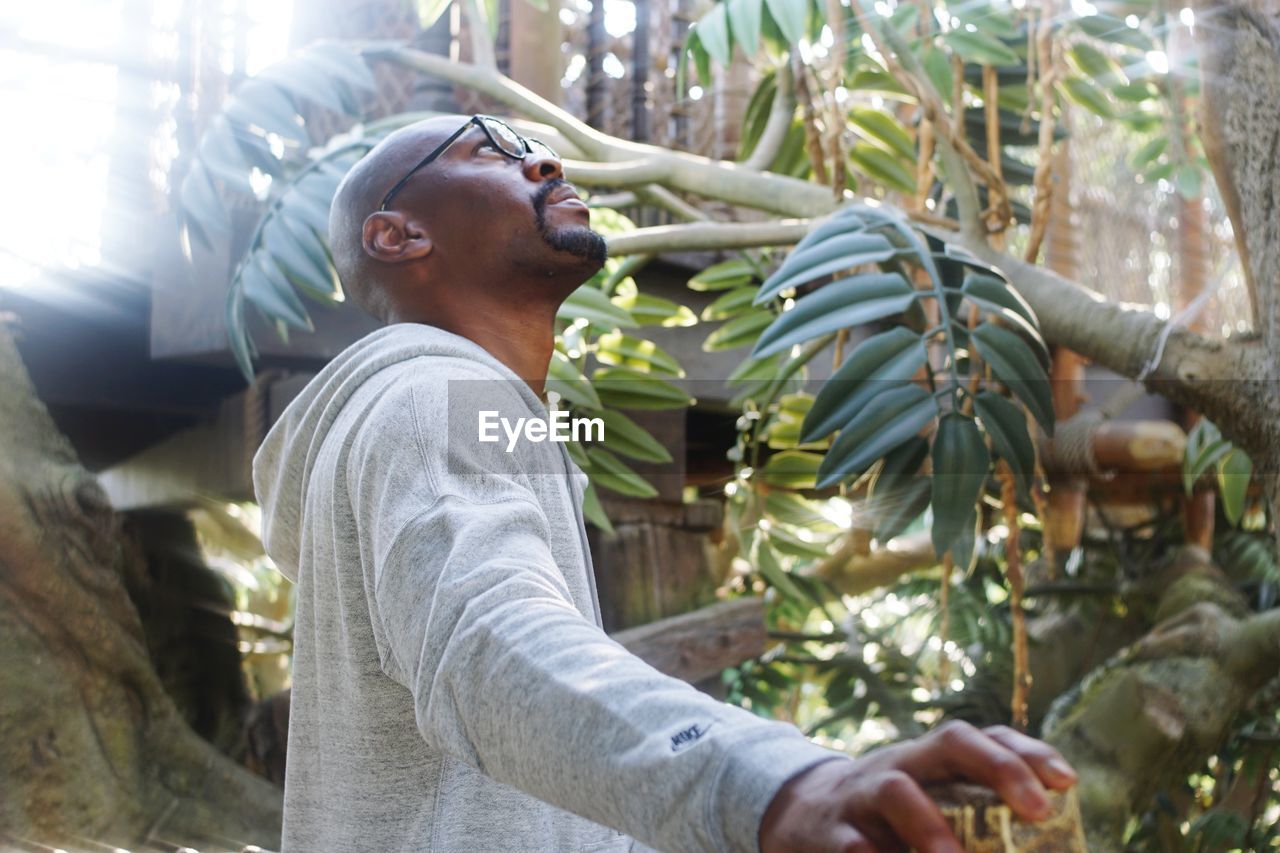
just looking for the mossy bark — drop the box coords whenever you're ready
[1043,551,1280,849]
[0,321,281,849]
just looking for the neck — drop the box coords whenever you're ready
[389,284,567,398]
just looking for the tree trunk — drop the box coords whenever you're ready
[0,320,282,849]
[1043,546,1280,849]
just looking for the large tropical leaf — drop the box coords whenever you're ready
[969,323,1055,435]
[816,384,937,488]
[930,413,991,559]
[591,367,694,410]
[801,327,928,443]
[752,273,917,358]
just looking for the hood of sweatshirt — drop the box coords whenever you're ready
[252,323,560,582]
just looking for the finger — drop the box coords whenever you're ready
[828,823,880,853]
[897,721,1053,822]
[859,771,964,853]
[982,725,1078,790]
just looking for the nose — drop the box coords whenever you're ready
[522,150,563,183]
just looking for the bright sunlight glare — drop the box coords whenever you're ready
[0,0,293,290]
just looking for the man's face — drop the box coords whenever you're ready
[391,119,607,278]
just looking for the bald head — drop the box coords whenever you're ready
[328,116,465,321]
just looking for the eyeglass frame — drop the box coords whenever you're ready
[377,115,559,212]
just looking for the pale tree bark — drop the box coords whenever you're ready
[1192,0,1280,532]
[0,320,282,849]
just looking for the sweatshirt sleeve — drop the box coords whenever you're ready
[369,490,846,853]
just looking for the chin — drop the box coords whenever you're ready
[545,225,608,271]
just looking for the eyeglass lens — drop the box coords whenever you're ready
[483,118,527,157]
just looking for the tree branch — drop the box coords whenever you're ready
[373,45,837,217]
[371,43,1272,461]
[606,220,812,255]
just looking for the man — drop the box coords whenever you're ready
[253,114,1077,852]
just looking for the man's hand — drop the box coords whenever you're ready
[758,720,1078,853]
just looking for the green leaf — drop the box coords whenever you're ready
[580,480,615,534]
[1075,13,1154,50]
[690,258,757,291]
[802,327,928,442]
[225,81,309,146]
[753,273,917,359]
[1129,136,1168,170]
[757,232,900,304]
[595,331,685,376]
[697,2,733,67]
[959,272,1039,328]
[1058,76,1114,118]
[760,450,824,488]
[559,284,638,329]
[197,116,254,195]
[969,323,1055,435]
[611,291,698,327]
[225,285,255,382]
[739,69,778,160]
[240,254,312,331]
[729,352,785,385]
[1174,164,1203,199]
[307,42,378,93]
[1112,80,1158,102]
[593,408,673,463]
[943,29,1021,66]
[687,31,714,89]
[257,55,355,117]
[1182,418,1229,493]
[930,412,990,559]
[921,46,954,102]
[755,539,809,603]
[848,142,917,194]
[592,366,694,410]
[585,447,659,498]
[702,285,762,321]
[704,308,775,351]
[868,436,931,541]
[1217,449,1253,527]
[848,68,912,99]
[957,275,1049,366]
[546,349,602,409]
[1068,42,1126,84]
[848,107,916,160]
[180,162,230,243]
[260,216,334,302]
[767,525,832,559]
[1184,437,1230,493]
[973,391,1036,498]
[764,490,837,528]
[764,0,808,44]
[728,0,764,57]
[815,384,937,488]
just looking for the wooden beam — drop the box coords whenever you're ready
[610,597,766,683]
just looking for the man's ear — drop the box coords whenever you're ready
[362,211,434,264]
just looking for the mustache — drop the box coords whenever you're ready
[533,179,571,214]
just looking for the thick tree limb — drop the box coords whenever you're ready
[607,220,812,255]
[374,42,1275,472]
[373,45,838,218]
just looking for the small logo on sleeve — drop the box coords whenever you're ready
[669,721,714,753]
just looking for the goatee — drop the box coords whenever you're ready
[533,181,608,268]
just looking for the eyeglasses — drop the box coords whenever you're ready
[378,115,559,211]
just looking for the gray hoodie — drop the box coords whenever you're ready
[253,322,844,852]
